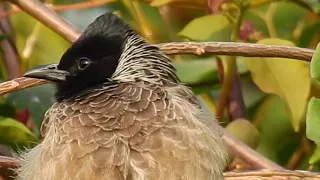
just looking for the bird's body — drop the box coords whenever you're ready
[16,13,229,180]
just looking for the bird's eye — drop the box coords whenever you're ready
[78,57,91,70]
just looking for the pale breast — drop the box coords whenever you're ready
[16,83,228,180]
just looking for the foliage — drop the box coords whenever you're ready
[1,0,320,174]
[307,42,320,165]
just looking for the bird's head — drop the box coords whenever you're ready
[23,13,178,101]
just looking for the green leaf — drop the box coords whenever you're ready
[173,57,218,84]
[244,38,311,132]
[178,15,233,41]
[0,116,38,151]
[245,2,306,40]
[298,20,320,47]
[306,97,320,145]
[273,2,306,40]
[311,43,320,83]
[309,146,320,165]
[240,78,266,117]
[255,95,299,164]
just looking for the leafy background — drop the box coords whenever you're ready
[1,0,320,178]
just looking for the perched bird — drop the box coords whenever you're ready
[16,13,229,180]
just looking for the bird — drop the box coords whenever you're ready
[15,12,230,180]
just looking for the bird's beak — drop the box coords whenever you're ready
[23,64,69,82]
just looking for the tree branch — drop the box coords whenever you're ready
[0,40,314,96]
[0,0,116,18]
[0,155,18,179]
[5,0,315,62]
[0,77,47,96]
[0,155,18,168]
[158,42,314,61]
[6,0,80,42]
[196,97,283,170]
[224,169,320,180]
[222,131,283,170]
[0,155,318,180]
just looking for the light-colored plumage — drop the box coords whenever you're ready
[16,83,229,180]
[15,13,230,180]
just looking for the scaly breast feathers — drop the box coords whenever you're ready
[16,84,228,180]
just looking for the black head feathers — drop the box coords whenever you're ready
[55,13,136,100]
[23,12,178,101]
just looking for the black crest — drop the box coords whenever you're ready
[55,13,135,100]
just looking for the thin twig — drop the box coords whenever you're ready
[0,0,116,18]
[6,0,80,42]
[286,136,312,170]
[216,58,247,121]
[226,69,247,120]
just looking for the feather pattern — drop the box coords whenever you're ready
[112,34,178,86]
[15,82,229,180]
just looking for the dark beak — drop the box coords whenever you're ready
[23,64,69,82]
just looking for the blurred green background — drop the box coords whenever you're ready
[1,0,320,177]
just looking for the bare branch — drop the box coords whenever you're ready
[6,0,316,62]
[0,77,47,96]
[0,42,314,96]
[0,155,18,168]
[0,40,314,95]
[0,155,18,179]
[0,0,116,18]
[197,97,283,170]
[224,169,320,180]
[158,42,314,61]
[6,0,80,42]
[0,155,319,180]
[222,130,283,170]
